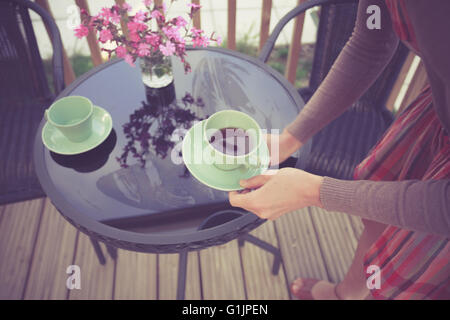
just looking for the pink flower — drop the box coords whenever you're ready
[74,24,89,38]
[137,43,151,57]
[99,29,113,43]
[159,41,176,56]
[122,3,132,12]
[174,16,187,28]
[127,21,147,33]
[145,34,160,47]
[216,35,223,46]
[187,3,202,10]
[163,26,182,42]
[124,54,135,66]
[151,10,162,20]
[129,31,141,42]
[99,8,112,20]
[192,35,209,48]
[116,46,127,58]
[110,11,121,24]
[177,42,186,53]
[97,8,121,25]
[143,0,152,6]
[134,10,146,23]
[190,27,202,37]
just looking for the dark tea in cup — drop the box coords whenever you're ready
[209,127,256,156]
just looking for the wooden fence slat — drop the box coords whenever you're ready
[23,199,78,299]
[259,0,272,51]
[285,0,307,84]
[0,199,44,299]
[35,0,76,85]
[75,0,103,66]
[114,0,130,39]
[192,0,201,30]
[348,215,364,240]
[227,0,236,50]
[385,52,415,111]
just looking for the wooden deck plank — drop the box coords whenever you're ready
[274,208,328,286]
[0,200,365,300]
[158,252,202,300]
[114,250,157,300]
[200,240,246,299]
[68,233,115,300]
[0,199,44,299]
[23,199,78,299]
[308,207,358,283]
[348,215,364,240]
[239,221,290,300]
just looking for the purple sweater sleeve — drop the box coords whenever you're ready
[286,0,399,142]
[320,177,450,237]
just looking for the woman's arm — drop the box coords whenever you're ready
[287,0,399,144]
[229,170,450,237]
[321,178,450,237]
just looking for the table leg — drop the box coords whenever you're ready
[89,237,106,265]
[106,244,118,260]
[239,234,282,275]
[176,249,189,300]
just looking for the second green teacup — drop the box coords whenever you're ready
[45,96,93,143]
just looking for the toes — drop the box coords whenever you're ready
[290,278,304,294]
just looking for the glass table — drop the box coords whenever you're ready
[33,47,305,299]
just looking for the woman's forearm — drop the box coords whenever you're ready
[287,0,399,143]
[319,177,450,237]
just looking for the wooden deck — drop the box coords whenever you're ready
[0,197,363,300]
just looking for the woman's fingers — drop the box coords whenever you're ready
[229,190,254,209]
[239,170,277,189]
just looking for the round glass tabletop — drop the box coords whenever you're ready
[34,48,304,251]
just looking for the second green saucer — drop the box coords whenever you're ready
[42,105,113,155]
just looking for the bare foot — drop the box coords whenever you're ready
[291,278,340,300]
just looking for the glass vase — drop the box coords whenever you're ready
[139,53,174,89]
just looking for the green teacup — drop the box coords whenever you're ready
[203,110,262,171]
[45,96,93,142]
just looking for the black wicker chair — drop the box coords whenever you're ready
[0,0,64,204]
[260,0,409,179]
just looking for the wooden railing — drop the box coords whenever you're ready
[34,0,424,112]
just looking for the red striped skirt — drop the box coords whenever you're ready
[353,85,450,299]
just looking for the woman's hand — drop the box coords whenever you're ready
[228,168,324,220]
[265,129,303,166]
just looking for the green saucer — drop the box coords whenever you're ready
[182,120,270,191]
[42,105,113,155]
